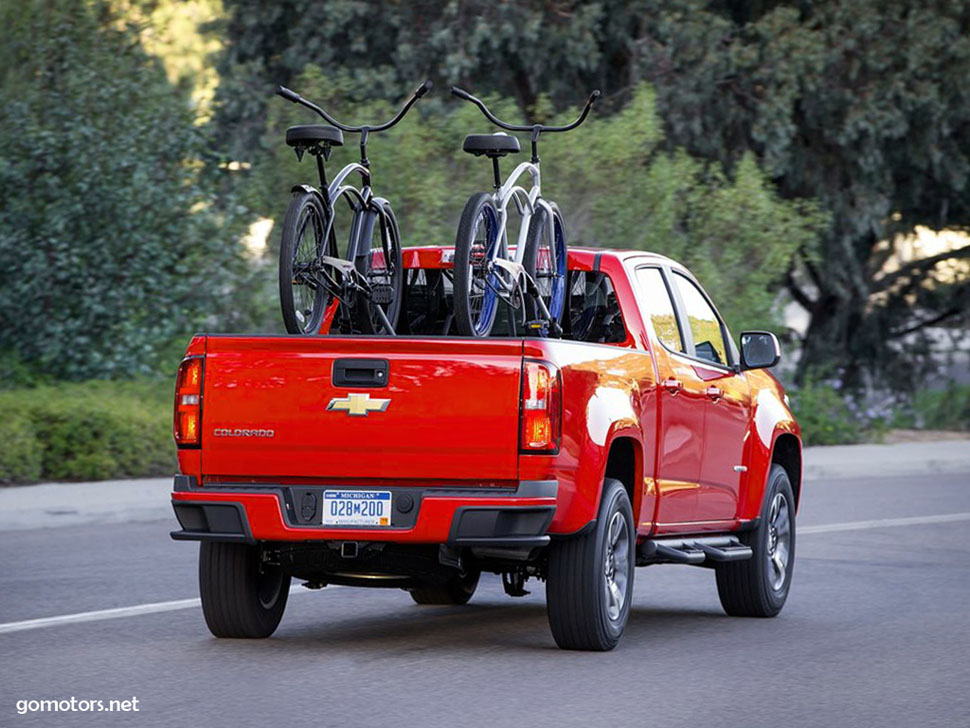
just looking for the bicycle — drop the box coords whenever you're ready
[275,81,431,335]
[450,86,600,338]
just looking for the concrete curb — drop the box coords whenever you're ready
[1,440,968,532]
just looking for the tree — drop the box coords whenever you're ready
[209,0,645,162]
[636,0,970,385]
[0,0,242,379]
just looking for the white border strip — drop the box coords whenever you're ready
[2,512,969,636]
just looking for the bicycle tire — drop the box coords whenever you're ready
[523,202,568,332]
[279,190,332,334]
[354,200,404,335]
[453,192,501,337]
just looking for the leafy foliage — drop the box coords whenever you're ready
[0,413,44,484]
[210,0,645,160]
[636,0,970,385]
[210,0,970,386]
[892,383,970,432]
[0,380,175,484]
[0,0,242,379]
[787,379,888,446]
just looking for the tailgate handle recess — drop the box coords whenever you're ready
[332,359,389,388]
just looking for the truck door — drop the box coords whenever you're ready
[669,272,750,522]
[633,267,707,526]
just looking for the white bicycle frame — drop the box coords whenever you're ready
[484,155,557,293]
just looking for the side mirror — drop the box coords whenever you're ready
[740,331,781,370]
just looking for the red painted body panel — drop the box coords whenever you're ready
[199,336,523,482]
[174,247,800,544]
[172,489,557,543]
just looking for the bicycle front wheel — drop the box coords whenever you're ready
[523,202,568,333]
[279,190,332,334]
[453,192,501,337]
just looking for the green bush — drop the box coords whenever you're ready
[907,384,970,431]
[788,380,888,447]
[0,413,43,483]
[0,381,175,485]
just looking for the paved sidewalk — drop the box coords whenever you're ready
[802,439,970,481]
[1,439,967,532]
[0,478,172,531]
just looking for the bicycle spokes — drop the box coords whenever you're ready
[536,212,567,321]
[291,205,326,331]
[468,208,500,336]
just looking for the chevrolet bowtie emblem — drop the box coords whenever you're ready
[327,392,391,416]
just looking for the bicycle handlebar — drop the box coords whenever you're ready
[275,80,432,133]
[450,86,600,134]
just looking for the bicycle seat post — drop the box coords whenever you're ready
[316,154,328,191]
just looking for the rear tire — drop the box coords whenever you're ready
[409,570,480,605]
[546,478,634,651]
[523,203,568,332]
[279,190,331,335]
[354,201,404,335]
[199,541,290,638]
[454,192,501,337]
[715,464,796,617]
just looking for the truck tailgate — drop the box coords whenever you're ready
[200,336,523,482]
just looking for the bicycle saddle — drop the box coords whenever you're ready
[462,133,520,157]
[286,124,344,148]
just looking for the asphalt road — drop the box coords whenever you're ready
[2,470,969,728]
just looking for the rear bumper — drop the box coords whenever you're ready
[170,476,557,547]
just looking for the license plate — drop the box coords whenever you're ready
[322,490,392,526]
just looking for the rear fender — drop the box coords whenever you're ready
[552,392,642,535]
[291,183,321,198]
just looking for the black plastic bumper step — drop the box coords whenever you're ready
[639,535,753,565]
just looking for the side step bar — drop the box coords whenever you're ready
[638,535,753,566]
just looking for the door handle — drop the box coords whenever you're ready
[332,358,389,387]
[662,378,683,395]
[705,386,723,401]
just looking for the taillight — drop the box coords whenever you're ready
[520,360,561,453]
[174,357,203,447]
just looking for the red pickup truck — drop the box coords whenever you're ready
[171,246,801,651]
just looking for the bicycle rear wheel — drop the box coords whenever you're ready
[453,192,501,337]
[279,190,332,334]
[354,201,404,335]
[523,202,568,333]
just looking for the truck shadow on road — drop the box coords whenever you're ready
[226,600,733,654]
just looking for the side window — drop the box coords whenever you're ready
[635,267,685,353]
[672,273,729,366]
[567,271,627,344]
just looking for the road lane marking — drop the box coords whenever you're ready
[3,512,970,635]
[799,512,970,534]
[0,585,311,636]
[0,598,202,635]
